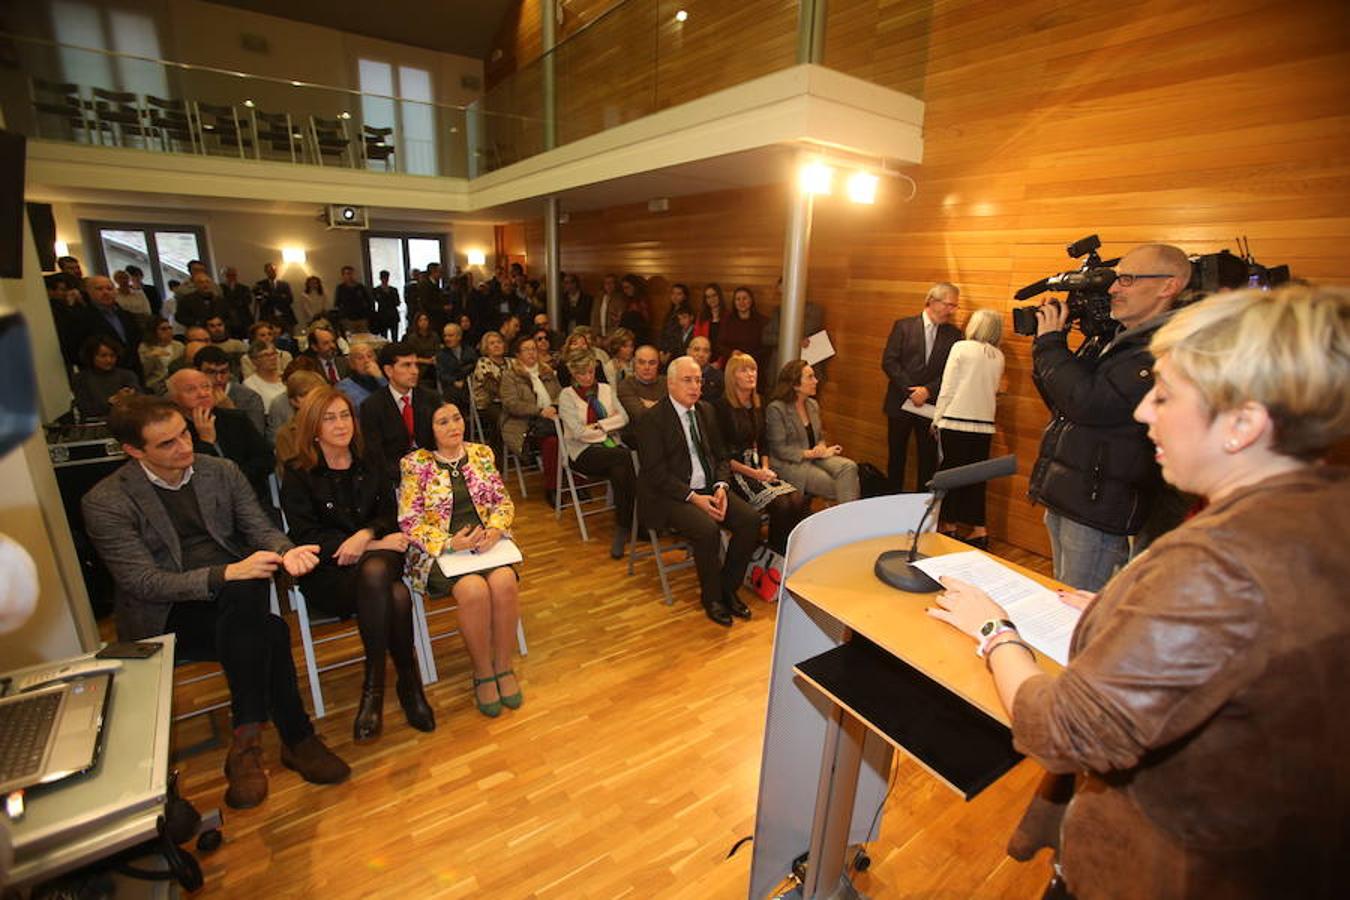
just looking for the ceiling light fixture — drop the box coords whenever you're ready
[799,161,834,196]
[675,10,688,22]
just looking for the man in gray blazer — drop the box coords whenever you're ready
[83,397,349,810]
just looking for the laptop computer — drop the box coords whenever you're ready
[0,673,114,797]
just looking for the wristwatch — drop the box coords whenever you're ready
[976,618,1018,657]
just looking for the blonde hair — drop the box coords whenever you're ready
[965,308,1002,346]
[564,348,596,376]
[1150,285,1350,460]
[723,352,760,409]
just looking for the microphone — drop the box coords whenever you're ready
[875,455,1017,594]
[1013,278,1049,301]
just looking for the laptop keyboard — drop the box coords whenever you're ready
[0,691,62,781]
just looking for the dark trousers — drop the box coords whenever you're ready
[166,579,314,746]
[664,490,760,610]
[887,411,938,492]
[570,444,636,528]
[936,429,993,526]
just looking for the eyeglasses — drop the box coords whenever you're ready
[1113,273,1173,287]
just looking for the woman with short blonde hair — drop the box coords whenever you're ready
[928,285,1350,899]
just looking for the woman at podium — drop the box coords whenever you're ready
[928,285,1349,899]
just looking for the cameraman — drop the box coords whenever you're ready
[1028,243,1192,590]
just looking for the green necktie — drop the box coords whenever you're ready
[686,408,713,487]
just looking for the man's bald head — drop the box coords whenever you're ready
[85,275,115,308]
[166,368,214,411]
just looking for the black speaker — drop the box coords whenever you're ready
[0,130,26,279]
[27,202,55,273]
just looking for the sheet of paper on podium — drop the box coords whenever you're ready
[436,538,523,578]
[801,330,835,366]
[913,551,1081,664]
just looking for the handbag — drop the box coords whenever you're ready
[745,544,785,601]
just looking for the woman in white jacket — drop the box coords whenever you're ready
[557,349,636,558]
[933,308,1005,548]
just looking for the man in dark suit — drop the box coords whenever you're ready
[219,266,254,338]
[84,396,348,810]
[167,367,273,503]
[175,271,228,330]
[637,356,760,627]
[73,274,143,379]
[301,324,350,385]
[254,262,296,330]
[334,265,374,333]
[881,282,963,492]
[560,272,593,334]
[360,341,438,484]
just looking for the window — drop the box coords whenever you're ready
[358,59,437,175]
[361,232,450,314]
[51,1,168,97]
[88,222,210,291]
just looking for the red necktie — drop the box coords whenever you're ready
[325,360,338,384]
[400,394,415,444]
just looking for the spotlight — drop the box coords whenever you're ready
[53,240,69,258]
[243,99,255,108]
[339,112,351,120]
[847,171,879,205]
[675,10,688,22]
[340,206,357,221]
[467,249,487,266]
[281,247,306,265]
[799,161,833,195]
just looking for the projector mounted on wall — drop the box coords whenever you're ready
[326,204,368,230]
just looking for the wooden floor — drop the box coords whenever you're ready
[158,476,1055,898]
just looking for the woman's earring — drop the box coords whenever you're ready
[1224,439,1239,451]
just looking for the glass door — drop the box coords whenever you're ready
[90,222,209,292]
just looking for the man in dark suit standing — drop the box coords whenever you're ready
[881,282,962,492]
[637,356,760,627]
[254,262,296,330]
[360,341,438,484]
[73,274,143,379]
[560,272,593,334]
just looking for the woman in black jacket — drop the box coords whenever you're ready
[280,386,434,742]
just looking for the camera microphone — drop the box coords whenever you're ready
[1013,278,1050,301]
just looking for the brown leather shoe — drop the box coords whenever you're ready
[223,730,268,810]
[280,734,351,785]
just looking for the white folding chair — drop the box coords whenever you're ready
[553,413,614,541]
[408,580,529,685]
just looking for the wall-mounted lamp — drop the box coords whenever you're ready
[53,239,69,258]
[799,161,834,196]
[847,171,879,205]
[466,249,487,266]
[281,247,306,265]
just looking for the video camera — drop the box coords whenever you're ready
[1011,235,1119,338]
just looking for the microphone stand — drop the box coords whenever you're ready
[873,490,946,593]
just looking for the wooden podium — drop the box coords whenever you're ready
[747,500,1062,900]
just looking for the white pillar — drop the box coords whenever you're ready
[779,154,815,370]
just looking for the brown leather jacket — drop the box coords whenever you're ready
[1008,466,1349,899]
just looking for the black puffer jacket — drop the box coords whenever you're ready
[1027,314,1171,535]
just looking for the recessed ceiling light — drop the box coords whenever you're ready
[675,10,688,23]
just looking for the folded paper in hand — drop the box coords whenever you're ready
[436,538,523,578]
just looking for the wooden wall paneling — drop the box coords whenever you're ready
[511,0,1350,558]
[652,0,800,110]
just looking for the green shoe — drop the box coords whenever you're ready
[473,675,502,718]
[495,669,523,710]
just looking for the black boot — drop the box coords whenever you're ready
[353,660,384,743]
[395,667,435,732]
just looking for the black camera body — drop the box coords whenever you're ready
[1012,234,1119,339]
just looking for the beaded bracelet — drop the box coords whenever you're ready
[984,638,1037,672]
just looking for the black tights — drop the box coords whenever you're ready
[351,550,416,685]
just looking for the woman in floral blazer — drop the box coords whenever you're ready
[398,402,523,716]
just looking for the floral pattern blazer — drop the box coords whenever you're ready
[397,443,515,595]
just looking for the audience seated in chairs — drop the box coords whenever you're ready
[398,403,523,718]
[266,355,323,441]
[302,322,349,386]
[687,336,723,402]
[765,360,860,504]
[73,334,142,419]
[558,348,635,558]
[712,352,809,555]
[279,387,433,742]
[436,322,478,414]
[336,340,387,409]
[556,326,610,387]
[359,341,438,486]
[166,366,273,502]
[500,335,562,496]
[272,371,328,473]
[84,397,349,811]
[240,320,293,378]
[472,330,509,412]
[636,356,759,627]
